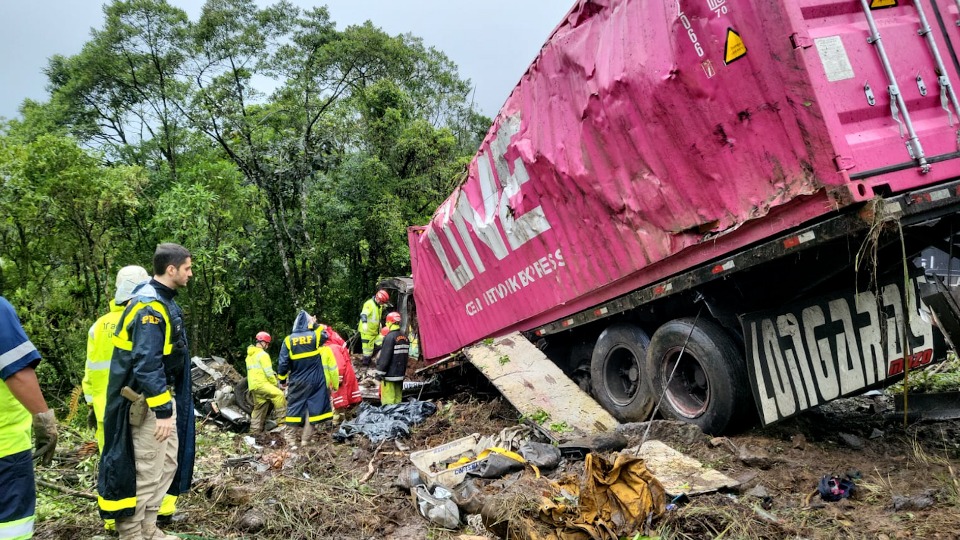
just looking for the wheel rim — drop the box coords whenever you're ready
[660,345,710,418]
[603,345,642,406]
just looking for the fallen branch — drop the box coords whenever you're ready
[360,441,387,484]
[36,479,97,501]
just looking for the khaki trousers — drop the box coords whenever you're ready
[124,399,179,524]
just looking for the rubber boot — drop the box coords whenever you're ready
[143,510,178,540]
[284,426,301,447]
[301,421,315,446]
[270,406,286,432]
[250,400,269,434]
[115,518,142,540]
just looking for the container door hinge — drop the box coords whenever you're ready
[835,155,856,171]
[790,32,813,49]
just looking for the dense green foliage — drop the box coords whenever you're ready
[0,0,488,398]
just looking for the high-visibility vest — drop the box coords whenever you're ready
[0,297,42,459]
[357,298,382,336]
[83,303,125,451]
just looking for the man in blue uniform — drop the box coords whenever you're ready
[97,243,196,540]
[0,296,57,540]
[277,310,339,446]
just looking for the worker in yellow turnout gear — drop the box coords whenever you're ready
[245,332,286,433]
[84,266,149,451]
[83,265,149,531]
[358,289,389,367]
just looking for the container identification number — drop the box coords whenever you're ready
[679,11,704,57]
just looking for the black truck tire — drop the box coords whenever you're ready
[590,323,655,422]
[234,377,253,414]
[645,317,753,435]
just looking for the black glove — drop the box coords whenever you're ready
[87,408,97,430]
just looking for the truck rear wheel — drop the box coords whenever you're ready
[590,323,655,422]
[646,318,752,434]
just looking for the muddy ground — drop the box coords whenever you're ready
[34,378,960,540]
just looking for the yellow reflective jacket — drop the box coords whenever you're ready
[83,303,124,407]
[357,297,382,337]
[245,345,278,390]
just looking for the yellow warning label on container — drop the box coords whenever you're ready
[869,0,898,8]
[724,28,746,65]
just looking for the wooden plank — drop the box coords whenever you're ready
[635,440,739,496]
[464,332,619,438]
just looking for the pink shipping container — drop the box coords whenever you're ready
[402,0,960,435]
[409,0,960,365]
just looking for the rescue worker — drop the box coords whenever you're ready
[324,325,362,410]
[358,289,389,367]
[83,265,149,452]
[374,312,409,405]
[0,296,57,540]
[83,265,149,533]
[277,311,339,446]
[98,243,196,540]
[245,332,286,434]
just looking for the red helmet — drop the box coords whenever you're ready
[385,312,402,325]
[375,289,389,304]
[255,331,272,344]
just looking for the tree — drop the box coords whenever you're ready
[0,128,146,390]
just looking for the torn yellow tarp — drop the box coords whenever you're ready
[534,453,667,540]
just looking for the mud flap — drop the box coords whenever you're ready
[463,332,619,439]
[917,274,960,352]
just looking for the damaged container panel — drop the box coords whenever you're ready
[409,0,960,360]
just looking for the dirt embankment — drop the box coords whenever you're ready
[35,391,960,540]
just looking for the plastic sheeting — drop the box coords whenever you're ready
[332,400,438,443]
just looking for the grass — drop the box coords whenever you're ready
[888,352,960,394]
[911,429,960,507]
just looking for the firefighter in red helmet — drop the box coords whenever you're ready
[245,331,286,433]
[373,312,409,405]
[357,289,390,367]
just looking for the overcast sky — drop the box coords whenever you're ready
[0,0,574,121]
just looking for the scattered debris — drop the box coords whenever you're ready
[895,391,960,421]
[738,443,778,469]
[635,440,740,496]
[791,433,807,449]
[333,400,438,443]
[191,356,251,432]
[411,433,484,488]
[518,441,561,469]
[479,452,666,539]
[838,433,865,450]
[892,490,937,511]
[236,508,266,532]
[818,475,855,502]
[416,485,461,529]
